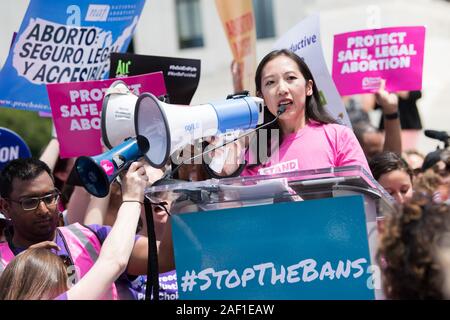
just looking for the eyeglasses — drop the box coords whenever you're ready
[7,191,60,211]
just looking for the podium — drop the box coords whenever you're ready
[145,165,395,300]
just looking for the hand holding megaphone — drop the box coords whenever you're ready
[204,133,246,175]
[74,136,150,197]
[121,160,149,203]
[102,81,265,168]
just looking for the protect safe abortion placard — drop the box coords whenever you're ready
[46,72,166,158]
[171,195,375,299]
[332,26,425,95]
[0,0,145,112]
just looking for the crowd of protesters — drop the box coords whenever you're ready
[0,48,449,300]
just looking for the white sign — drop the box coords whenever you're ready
[273,14,350,127]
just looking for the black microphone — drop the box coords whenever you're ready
[169,104,287,178]
[277,104,287,116]
[424,130,449,142]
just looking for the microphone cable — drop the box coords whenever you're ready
[169,104,287,179]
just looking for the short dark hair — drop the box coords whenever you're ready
[0,158,53,198]
[369,151,413,182]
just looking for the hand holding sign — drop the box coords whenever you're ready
[374,79,399,115]
[0,0,146,112]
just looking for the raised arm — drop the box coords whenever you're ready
[231,60,244,93]
[375,80,402,155]
[65,186,92,225]
[39,138,60,172]
[82,192,111,226]
[65,161,148,300]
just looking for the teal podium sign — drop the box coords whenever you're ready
[171,195,375,299]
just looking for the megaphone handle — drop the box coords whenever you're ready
[113,159,138,189]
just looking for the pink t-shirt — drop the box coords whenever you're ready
[242,121,371,176]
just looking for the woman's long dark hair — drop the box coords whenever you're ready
[249,49,336,167]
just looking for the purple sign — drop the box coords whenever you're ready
[47,72,166,158]
[332,26,425,95]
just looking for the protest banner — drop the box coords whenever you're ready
[0,127,32,170]
[332,26,426,95]
[109,53,201,105]
[0,0,146,112]
[273,14,351,127]
[172,195,375,299]
[46,72,166,158]
[215,0,257,94]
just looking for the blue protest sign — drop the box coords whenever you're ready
[0,0,145,112]
[171,195,375,299]
[0,127,32,170]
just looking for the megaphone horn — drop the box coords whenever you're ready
[101,80,138,151]
[74,136,149,198]
[102,81,265,168]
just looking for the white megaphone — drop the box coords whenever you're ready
[102,81,264,168]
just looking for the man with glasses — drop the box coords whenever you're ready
[0,159,61,249]
[0,158,174,300]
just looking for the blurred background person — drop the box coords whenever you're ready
[402,149,425,177]
[377,194,450,299]
[369,151,413,205]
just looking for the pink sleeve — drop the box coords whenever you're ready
[336,127,372,176]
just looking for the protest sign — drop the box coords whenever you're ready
[0,0,146,112]
[273,14,350,127]
[172,195,375,299]
[109,53,200,105]
[47,72,166,158]
[332,26,426,95]
[215,0,257,94]
[0,127,32,170]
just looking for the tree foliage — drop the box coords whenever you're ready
[0,108,52,157]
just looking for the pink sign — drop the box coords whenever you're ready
[47,72,166,158]
[100,160,115,176]
[332,26,425,96]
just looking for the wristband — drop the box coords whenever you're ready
[384,111,399,120]
[122,200,144,205]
